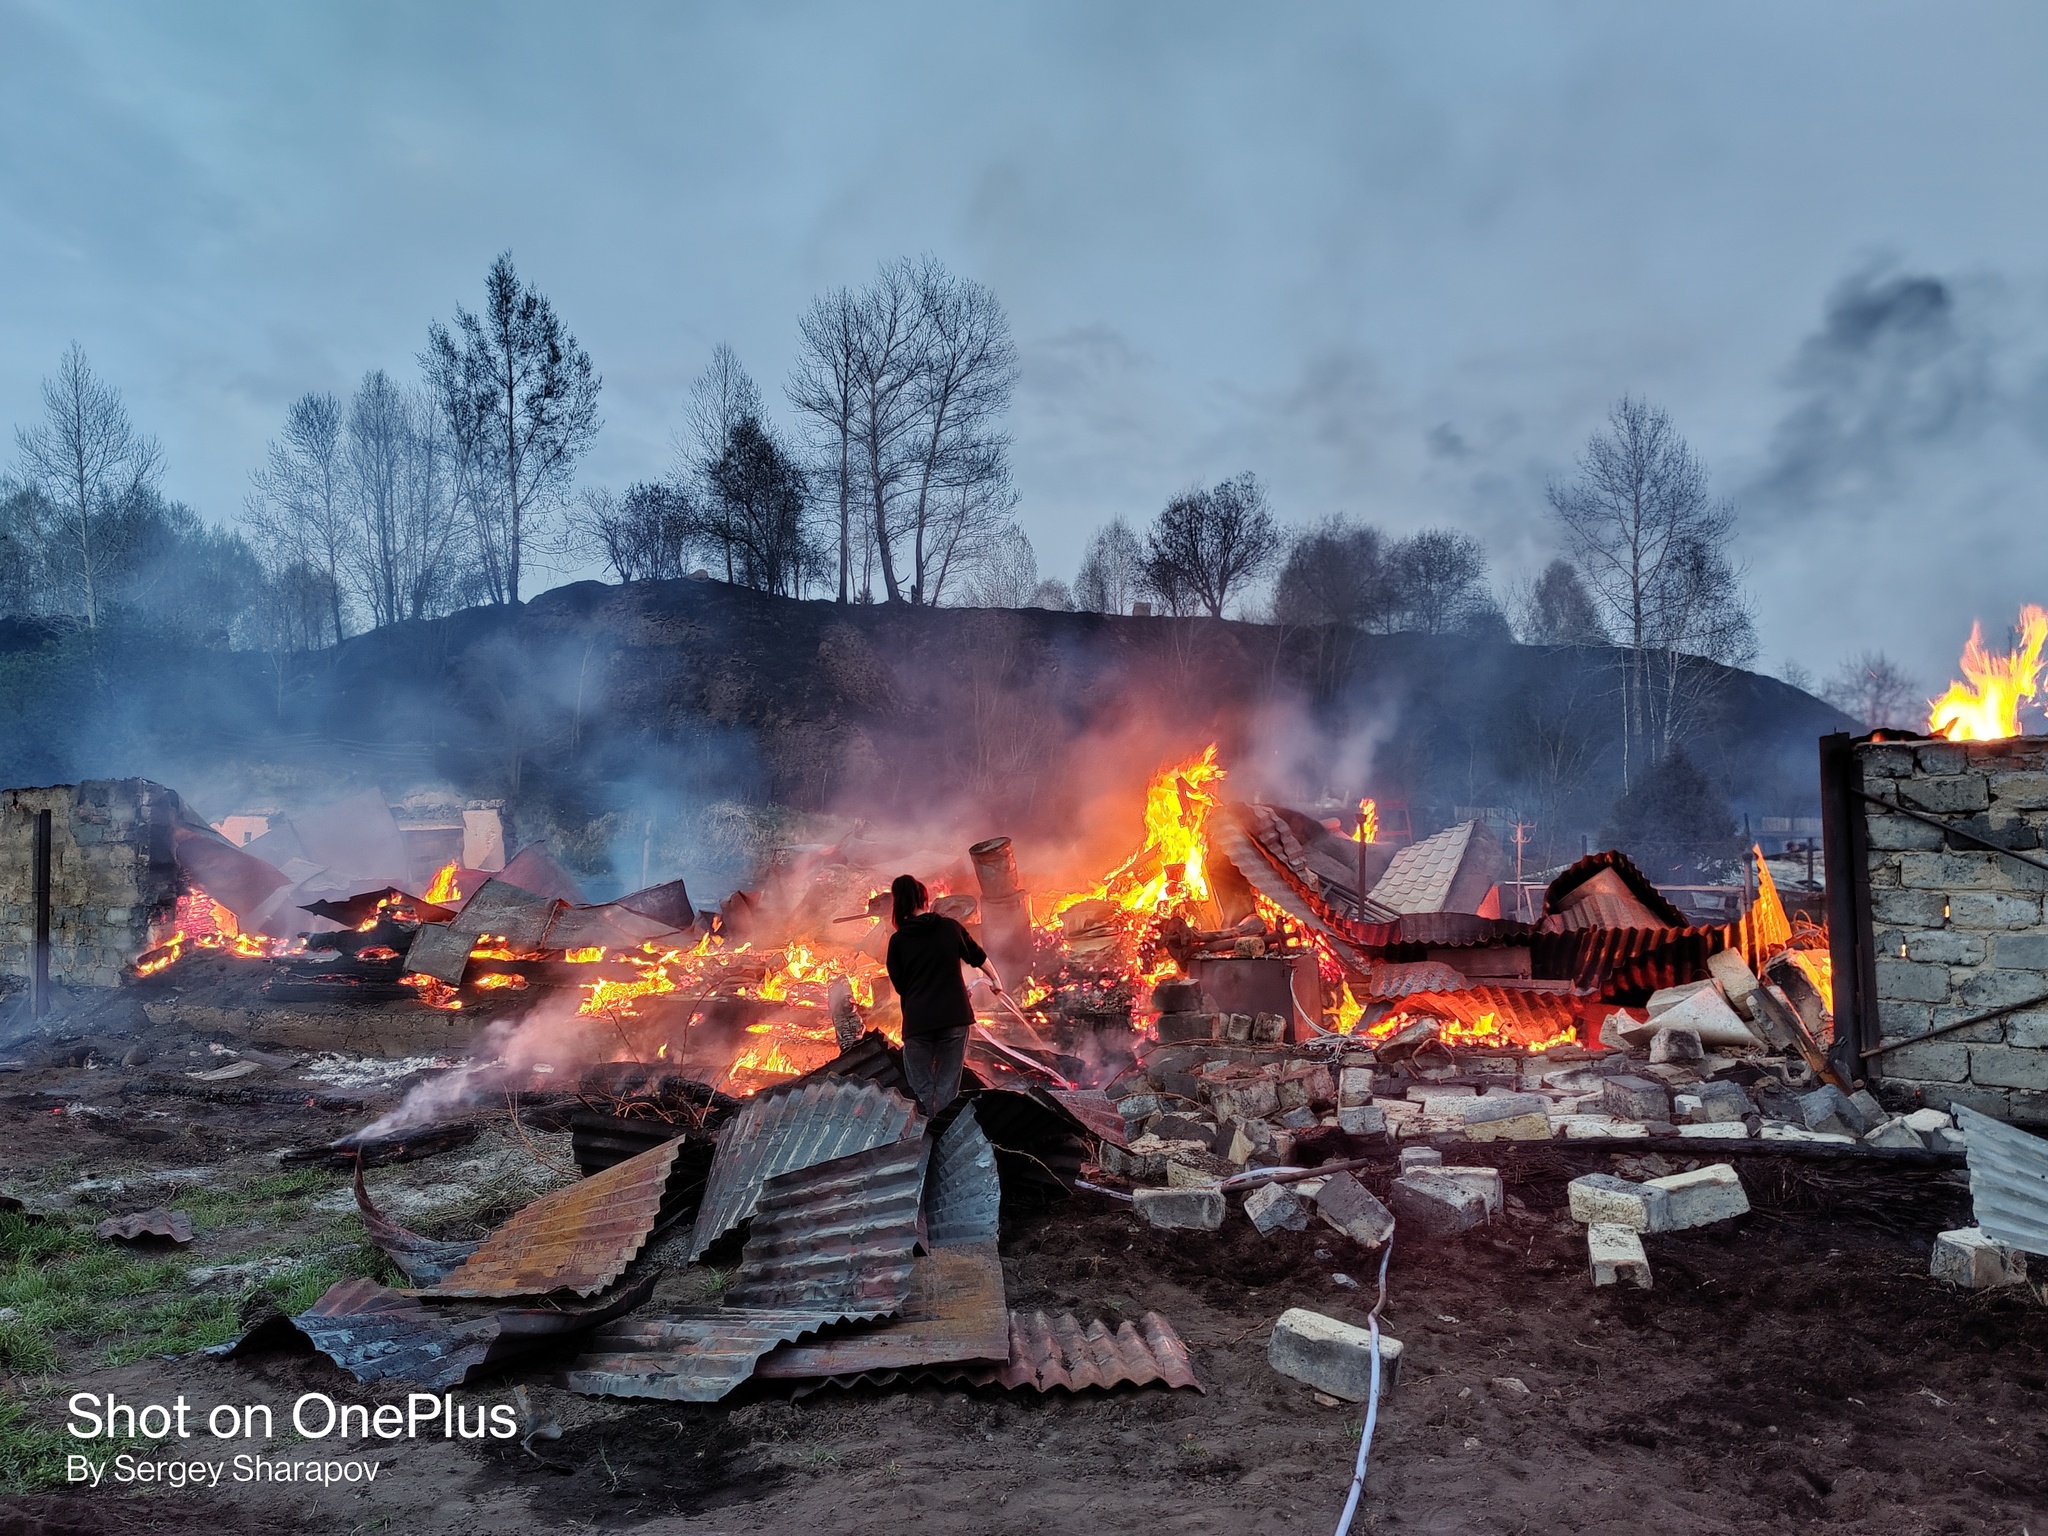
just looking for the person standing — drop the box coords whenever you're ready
[884,874,1000,1115]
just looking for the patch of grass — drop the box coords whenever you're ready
[0,1395,72,1492]
[175,1167,339,1231]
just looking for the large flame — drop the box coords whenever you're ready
[1928,605,2048,741]
[134,889,292,975]
[424,862,463,905]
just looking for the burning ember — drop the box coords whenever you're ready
[134,889,294,975]
[1929,604,2048,741]
[425,861,464,904]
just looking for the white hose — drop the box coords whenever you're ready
[1332,1232,1394,1536]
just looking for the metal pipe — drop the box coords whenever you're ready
[1861,989,2048,1059]
[1852,788,2048,876]
[30,808,51,1018]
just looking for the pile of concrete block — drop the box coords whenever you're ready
[1563,1161,1753,1287]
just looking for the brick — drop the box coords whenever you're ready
[1436,1166,1505,1219]
[1870,889,1949,927]
[1209,1078,1279,1122]
[1858,743,1918,777]
[1117,1093,1164,1122]
[1799,1085,1860,1136]
[1398,1146,1443,1170]
[1337,1067,1374,1107]
[1991,932,2048,969]
[1603,1076,1668,1121]
[1152,976,1203,1013]
[1929,1227,2028,1288]
[1874,959,1951,1004]
[1587,1223,1652,1288]
[1268,1308,1402,1402]
[1899,774,1989,813]
[1167,1154,1229,1187]
[1903,931,1987,965]
[1243,1181,1312,1235]
[1461,1093,1552,1142]
[1899,852,2044,893]
[1279,1105,1319,1130]
[1313,1172,1396,1248]
[1947,892,2042,929]
[1877,1000,1934,1038]
[1959,967,2048,1010]
[1567,1173,1671,1231]
[2007,1011,2048,1049]
[1336,1104,1386,1136]
[1389,1170,1489,1235]
[1866,813,1947,851]
[1968,1044,2048,1090]
[1916,742,1969,774]
[1154,1012,1220,1044]
[1676,1122,1751,1141]
[1224,1012,1253,1042]
[1705,951,1761,1018]
[1251,1012,1287,1044]
[1133,1185,1224,1231]
[1649,1027,1706,1065]
[1643,1164,1749,1228]
[1989,771,2048,809]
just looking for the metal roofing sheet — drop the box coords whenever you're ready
[1046,1088,1128,1148]
[722,1137,925,1316]
[429,1134,685,1298]
[354,1164,482,1285]
[94,1209,192,1244]
[971,1088,1090,1192]
[542,901,682,954]
[1369,822,1476,914]
[1350,912,1535,949]
[753,1239,1010,1384]
[293,1272,655,1389]
[562,1309,840,1402]
[974,1309,1202,1393]
[1954,1105,2048,1256]
[1363,960,1472,999]
[1544,851,1691,926]
[1209,809,1384,967]
[688,1076,919,1260]
[923,1105,1002,1249]
[1529,926,1722,998]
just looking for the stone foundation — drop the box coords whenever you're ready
[1856,737,2048,1126]
[0,780,183,989]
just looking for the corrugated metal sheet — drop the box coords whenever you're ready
[1543,851,1691,926]
[783,1030,911,1097]
[406,878,563,983]
[722,1138,925,1315]
[753,1240,1010,1384]
[688,1076,919,1260]
[1046,1088,1127,1148]
[354,1165,481,1285]
[972,1088,1090,1192]
[1350,912,1536,950]
[94,1209,192,1244]
[971,1309,1202,1393]
[1529,925,1722,997]
[562,1309,840,1402]
[430,1135,685,1298]
[1954,1105,2048,1256]
[294,1272,655,1388]
[1210,810,1384,968]
[924,1105,1001,1248]
[542,900,682,954]
[1363,960,1473,998]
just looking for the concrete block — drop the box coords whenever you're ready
[1991,931,2048,969]
[1858,742,1918,776]
[1899,774,1989,813]
[1650,1026,1706,1066]
[1959,967,2048,1011]
[1313,1172,1396,1248]
[1916,741,1969,774]
[1969,1044,2048,1091]
[1461,1093,1552,1141]
[1930,1227,2029,1288]
[1251,1012,1287,1043]
[1689,1080,1753,1123]
[1243,1181,1312,1235]
[1155,1012,1220,1044]
[1603,1076,1669,1121]
[1676,1122,1751,1140]
[1761,1122,1855,1144]
[1947,892,2043,930]
[1404,1082,1476,1103]
[1862,1117,1928,1149]
[1904,1107,1954,1134]
[1398,1146,1443,1170]
[1554,1115,1650,1139]
[1133,1185,1225,1231]
[1875,959,1952,1004]
[1643,1163,1749,1228]
[1883,1040,1972,1082]
[1210,1077,1280,1122]
[1799,1085,1859,1137]
[1224,1012,1253,1042]
[1336,1103,1386,1136]
[1152,976,1204,1014]
[1990,771,2048,809]
[1279,1105,1319,1130]
[1567,1173,1670,1231]
[2012,1011,2048,1049]
[1587,1223,1652,1288]
[1389,1170,1489,1235]
[1437,1165,1505,1220]
[1902,930,1987,965]
[1338,1067,1374,1107]
[1117,1094,1164,1122]
[1705,950,1761,1019]
[1870,888,1949,928]
[1846,1089,1887,1131]
[1167,1155,1227,1188]
[1866,813,1947,852]
[1268,1308,1402,1402]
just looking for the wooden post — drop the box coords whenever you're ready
[30,808,52,1017]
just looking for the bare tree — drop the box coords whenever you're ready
[705,415,815,596]
[13,344,164,628]
[573,481,696,582]
[1518,557,1608,645]
[1779,658,1816,693]
[1385,528,1491,634]
[1825,651,1920,730]
[245,391,350,643]
[424,252,600,604]
[336,372,469,627]
[1142,473,1282,618]
[1074,519,1146,614]
[1548,396,1754,780]
[788,289,862,602]
[965,522,1037,607]
[1271,517,1388,629]
[846,261,925,603]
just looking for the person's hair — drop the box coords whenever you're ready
[891,874,928,927]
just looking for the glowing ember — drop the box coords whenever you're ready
[133,889,293,975]
[562,946,605,963]
[424,862,463,905]
[1928,604,2048,741]
[1366,1007,1577,1055]
[473,972,528,991]
[401,974,463,1010]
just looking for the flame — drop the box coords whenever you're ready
[562,946,605,963]
[425,862,463,905]
[473,972,528,991]
[1786,949,1834,1016]
[1367,1007,1577,1055]
[726,1041,800,1080]
[1354,798,1378,844]
[402,974,463,1010]
[133,889,293,975]
[1928,605,2048,741]
[1331,981,1365,1034]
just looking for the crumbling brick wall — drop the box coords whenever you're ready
[0,780,182,989]
[1859,738,2048,1126]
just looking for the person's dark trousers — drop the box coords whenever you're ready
[902,1025,970,1116]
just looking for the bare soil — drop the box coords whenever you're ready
[4,1022,2047,1536]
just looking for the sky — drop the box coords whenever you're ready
[4,1,2048,692]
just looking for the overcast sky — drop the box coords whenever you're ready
[5,1,2047,692]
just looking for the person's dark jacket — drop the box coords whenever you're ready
[885,913,987,1039]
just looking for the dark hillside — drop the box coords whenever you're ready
[0,577,1851,896]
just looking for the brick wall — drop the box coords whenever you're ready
[0,780,183,989]
[1859,737,2048,1126]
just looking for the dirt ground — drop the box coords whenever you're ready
[4,995,2048,1536]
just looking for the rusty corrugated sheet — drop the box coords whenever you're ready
[924,1105,1001,1248]
[722,1138,925,1315]
[969,1309,1202,1393]
[1954,1106,2048,1256]
[354,1164,481,1285]
[1362,960,1472,998]
[429,1135,685,1298]
[688,1076,919,1260]
[1047,1088,1128,1148]
[94,1209,192,1244]
[1530,925,1722,998]
[563,1309,841,1401]
[1210,809,1382,969]
[294,1272,655,1389]
[1350,912,1536,950]
[752,1240,1010,1384]
[1543,851,1691,926]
